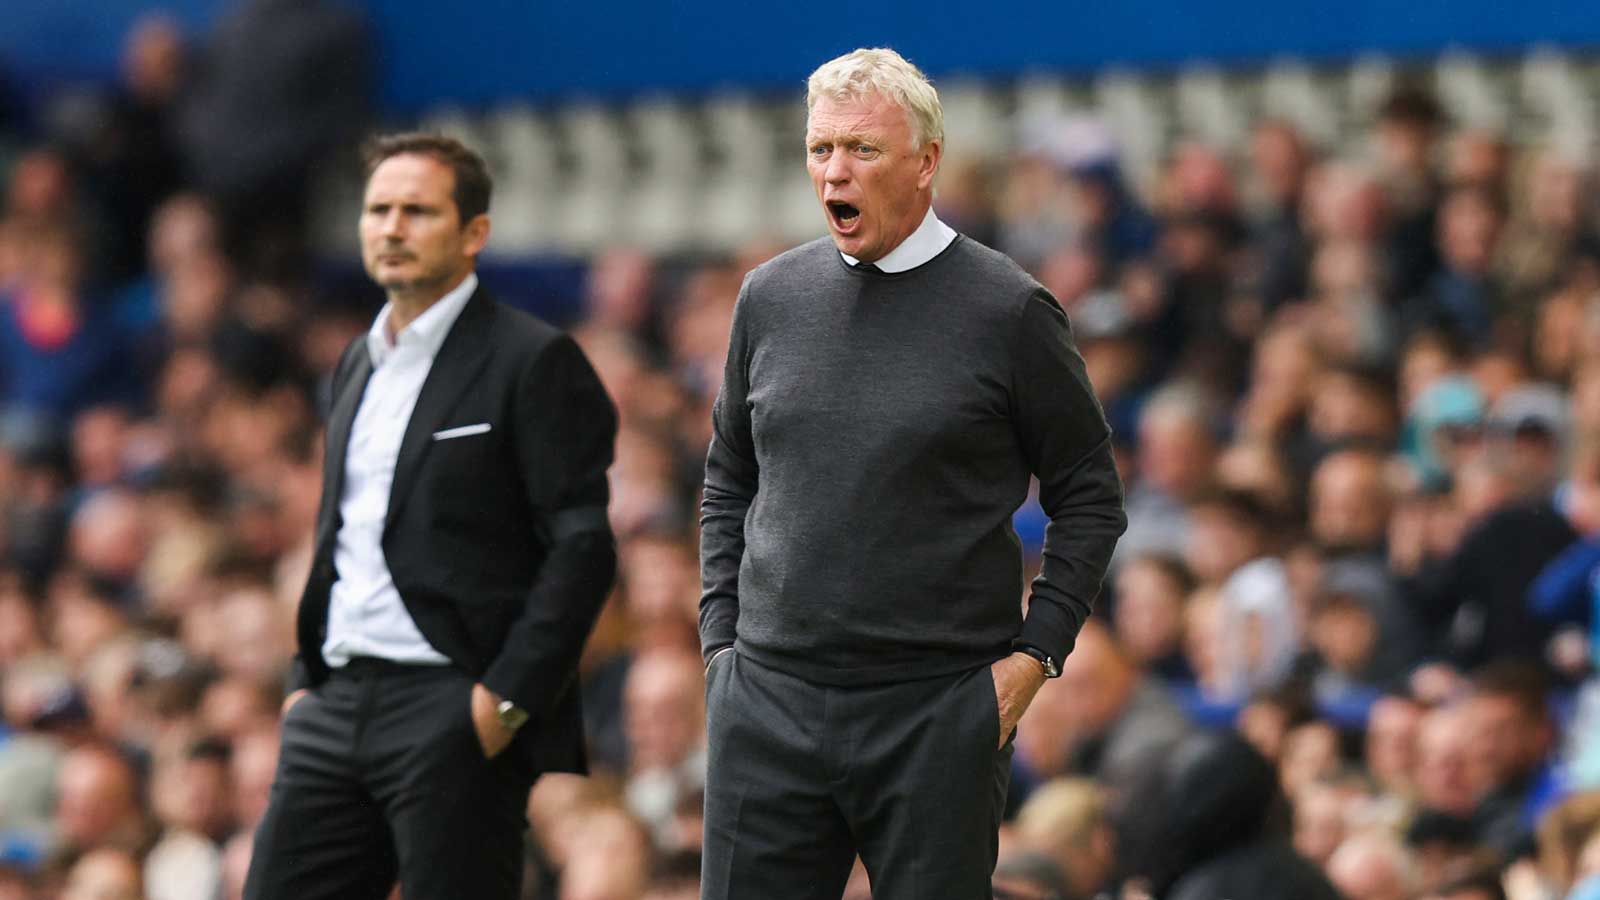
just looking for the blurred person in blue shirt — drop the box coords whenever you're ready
[1462,662,1561,857]
[1402,186,1506,347]
[0,223,137,424]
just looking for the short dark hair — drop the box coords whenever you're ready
[361,132,492,223]
[1126,553,1197,596]
[1186,485,1276,535]
[1471,660,1549,718]
[1379,84,1444,129]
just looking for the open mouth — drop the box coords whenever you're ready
[827,201,861,232]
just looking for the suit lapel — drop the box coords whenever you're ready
[384,287,497,533]
[318,344,374,546]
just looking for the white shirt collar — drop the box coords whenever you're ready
[367,272,479,366]
[840,206,958,273]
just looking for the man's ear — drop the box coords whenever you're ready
[462,213,491,256]
[917,139,943,191]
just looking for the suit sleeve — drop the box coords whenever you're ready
[698,275,758,666]
[480,334,618,717]
[1011,288,1127,664]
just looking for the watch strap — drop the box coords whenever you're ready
[1013,642,1060,678]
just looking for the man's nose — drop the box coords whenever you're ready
[824,153,852,184]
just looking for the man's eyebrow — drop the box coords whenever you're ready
[807,131,880,144]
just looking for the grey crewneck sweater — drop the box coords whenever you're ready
[699,235,1126,685]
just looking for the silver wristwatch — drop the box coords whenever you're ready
[495,699,529,732]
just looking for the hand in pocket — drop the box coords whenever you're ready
[469,683,515,758]
[989,653,1047,749]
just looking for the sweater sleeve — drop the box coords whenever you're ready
[698,275,759,665]
[1010,288,1127,664]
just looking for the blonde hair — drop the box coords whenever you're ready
[806,48,944,148]
[1016,778,1107,848]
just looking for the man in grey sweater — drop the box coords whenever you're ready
[699,48,1126,900]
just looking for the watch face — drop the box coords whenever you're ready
[497,702,529,730]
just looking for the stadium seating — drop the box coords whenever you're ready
[306,50,1600,256]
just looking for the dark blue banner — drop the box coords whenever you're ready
[5,0,1599,109]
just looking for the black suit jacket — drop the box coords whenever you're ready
[290,285,617,774]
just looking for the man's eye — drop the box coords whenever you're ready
[810,145,829,157]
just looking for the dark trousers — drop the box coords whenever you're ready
[244,660,537,900]
[701,651,1012,900]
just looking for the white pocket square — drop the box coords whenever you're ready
[432,423,492,441]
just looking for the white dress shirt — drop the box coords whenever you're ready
[840,205,958,272]
[322,272,479,667]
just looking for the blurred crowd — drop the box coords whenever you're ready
[5,8,1600,900]
[963,81,1600,900]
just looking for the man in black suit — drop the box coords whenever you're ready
[245,133,617,900]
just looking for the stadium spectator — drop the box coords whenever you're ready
[1416,704,1483,825]
[1366,693,1425,801]
[621,648,705,850]
[1182,487,1274,587]
[1327,831,1419,900]
[45,13,187,285]
[1246,119,1314,312]
[576,249,663,355]
[1403,185,1506,346]
[60,847,142,900]
[0,221,136,423]
[1012,778,1116,900]
[1498,148,1598,321]
[1373,85,1445,304]
[559,806,652,900]
[1214,557,1300,702]
[52,743,148,856]
[1422,867,1508,900]
[991,851,1081,900]
[1300,587,1389,716]
[1406,437,1579,670]
[226,728,277,832]
[1109,554,1194,681]
[178,0,372,281]
[1154,732,1341,900]
[1293,778,1363,867]
[1446,130,1510,197]
[1465,663,1559,856]
[1115,383,1216,567]
[1405,810,1492,895]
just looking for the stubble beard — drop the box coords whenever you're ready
[375,264,453,303]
